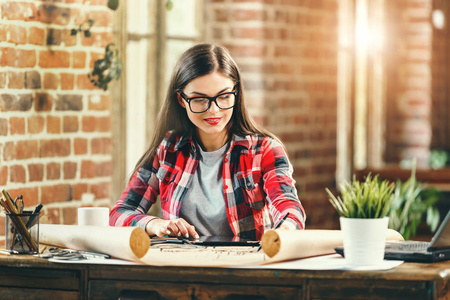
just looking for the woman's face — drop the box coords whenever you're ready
[178,71,235,146]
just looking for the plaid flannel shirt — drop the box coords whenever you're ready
[110,131,306,240]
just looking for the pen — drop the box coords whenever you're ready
[25,204,43,229]
[257,213,291,252]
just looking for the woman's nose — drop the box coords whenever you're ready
[208,100,220,113]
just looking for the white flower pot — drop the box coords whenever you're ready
[340,217,389,266]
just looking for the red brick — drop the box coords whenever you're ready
[28,164,44,182]
[1,2,37,21]
[73,51,86,69]
[38,5,71,25]
[49,29,63,46]
[45,207,61,224]
[98,116,111,132]
[0,118,7,135]
[231,9,264,21]
[15,140,39,160]
[0,166,7,185]
[89,52,103,68]
[83,31,112,47]
[8,25,27,44]
[7,187,39,207]
[61,73,74,90]
[214,9,229,22]
[74,138,88,154]
[56,94,83,111]
[25,71,41,89]
[39,50,70,68]
[89,95,111,110]
[46,162,60,180]
[87,10,113,27]
[62,207,77,225]
[62,29,76,46]
[35,93,53,111]
[77,74,96,90]
[72,183,88,200]
[40,139,70,157]
[1,48,36,68]
[231,27,264,39]
[7,71,24,89]
[3,142,15,161]
[82,116,96,132]
[97,161,113,177]
[0,72,6,88]
[40,184,72,204]
[29,27,45,45]
[9,117,25,135]
[63,115,78,132]
[81,160,96,178]
[91,137,112,154]
[63,162,77,179]
[44,73,59,89]
[91,182,111,199]
[226,44,265,57]
[10,165,26,183]
[46,116,61,134]
[0,25,6,42]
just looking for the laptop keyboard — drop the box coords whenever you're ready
[386,241,430,252]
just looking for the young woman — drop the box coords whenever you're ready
[110,43,306,240]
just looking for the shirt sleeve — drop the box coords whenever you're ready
[109,155,161,232]
[260,137,306,229]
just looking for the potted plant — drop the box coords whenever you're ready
[388,165,441,240]
[326,174,395,266]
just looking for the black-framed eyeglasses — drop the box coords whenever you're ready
[179,90,237,113]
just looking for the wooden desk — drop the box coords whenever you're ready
[0,255,449,300]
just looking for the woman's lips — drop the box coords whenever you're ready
[204,118,221,125]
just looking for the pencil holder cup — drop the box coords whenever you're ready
[5,211,40,254]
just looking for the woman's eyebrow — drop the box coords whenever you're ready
[188,87,232,96]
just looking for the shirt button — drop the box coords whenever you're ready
[224,158,228,163]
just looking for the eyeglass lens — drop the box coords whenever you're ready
[189,93,235,113]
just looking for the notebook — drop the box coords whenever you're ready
[335,210,450,263]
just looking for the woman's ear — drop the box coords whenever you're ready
[177,93,186,108]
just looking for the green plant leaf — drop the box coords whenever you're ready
[108,0,119,10]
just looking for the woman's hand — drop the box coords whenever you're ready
[146,218,199,239]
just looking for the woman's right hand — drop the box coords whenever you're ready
[146,218,199,239]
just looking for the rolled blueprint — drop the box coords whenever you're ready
[261,229,404,263]
[39,224,150,261]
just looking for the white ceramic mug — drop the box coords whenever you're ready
[78,207,110,226]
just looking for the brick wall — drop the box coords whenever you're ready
[431,0,449,150]
[0,0,114,239]
[204,0,339,229]
[385,0,434,167]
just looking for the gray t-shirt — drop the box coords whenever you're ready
[179,142,234,236]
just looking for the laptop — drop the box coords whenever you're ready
[335,210,450,263]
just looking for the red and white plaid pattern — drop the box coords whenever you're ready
[110,131,306,240]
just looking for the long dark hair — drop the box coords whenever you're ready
[130,43,275,178]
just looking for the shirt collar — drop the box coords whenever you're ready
[173,133,252,152]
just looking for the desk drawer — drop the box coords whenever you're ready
[89,280,302,300]
[0,287,79,300]
[308,279,430,300]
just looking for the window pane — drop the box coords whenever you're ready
[166,0,199,37]
[127,0,155,35]
[126,40,149,175]
[165,39,196,85]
